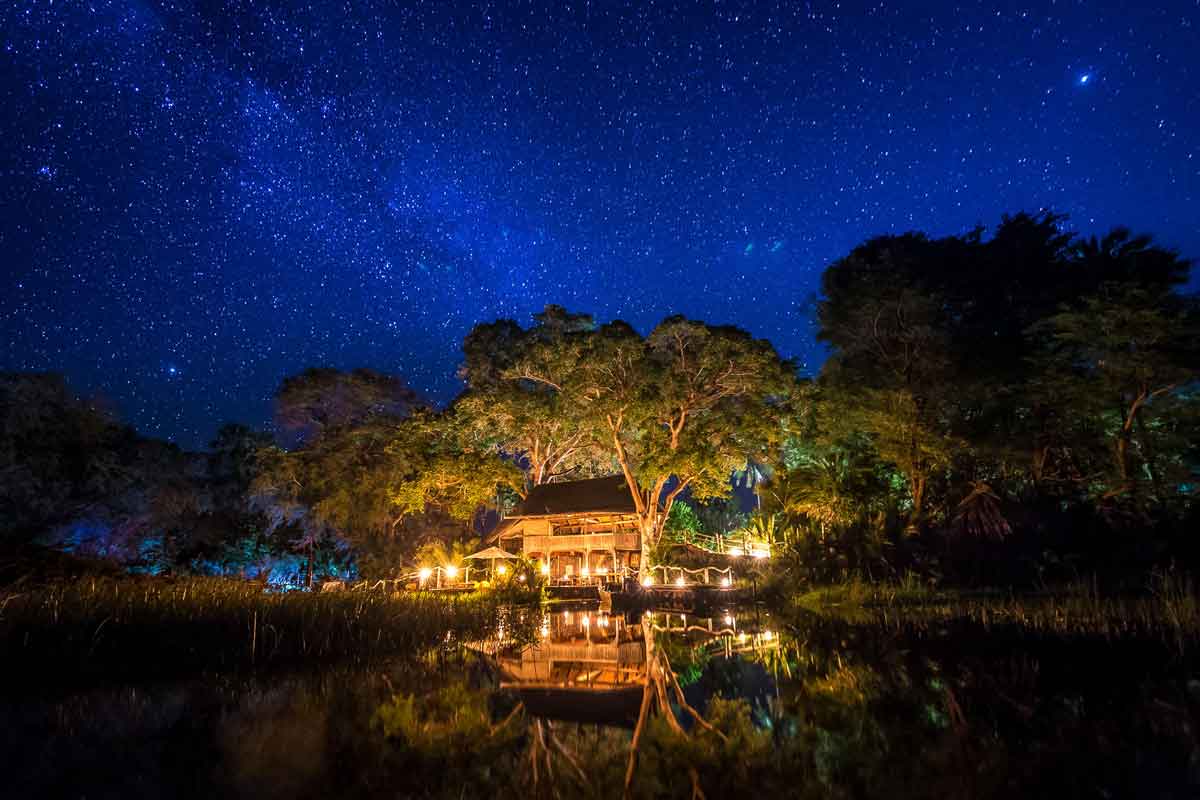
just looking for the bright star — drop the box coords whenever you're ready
[1078,73,1092,85]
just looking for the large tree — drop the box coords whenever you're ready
[273,367,423,444]
[1030,284,1199,507]
[818,251,962,529]
[253,403,521,581]
[816,214,1196,534]
[456,305,608,492]
[511,316,799,565]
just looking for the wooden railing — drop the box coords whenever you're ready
[659,529,772,558]
[523,531,640,553]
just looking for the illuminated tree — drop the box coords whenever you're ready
[512,316,800,566]
[456,305,608,492]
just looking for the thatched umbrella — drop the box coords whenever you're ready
[464,546,520,579]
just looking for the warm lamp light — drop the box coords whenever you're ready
[497,564,507,575]
[721,576,731,587]
[674,576,686,587]
[729,547,744,557]
[540,562,550,576]
[640,575,653,588]
[445,564,459,579]
[418,567,432,583]
[580,566,590,577]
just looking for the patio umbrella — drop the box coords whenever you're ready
[464,546,520,578]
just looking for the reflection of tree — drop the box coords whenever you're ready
[625,635,729,799]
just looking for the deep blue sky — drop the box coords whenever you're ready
[2,1,1197,448]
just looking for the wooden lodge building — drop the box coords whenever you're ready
[492,475,642,581]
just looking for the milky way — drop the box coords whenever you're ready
[2,1,1197,447]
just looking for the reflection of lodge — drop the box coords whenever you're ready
[492,608,779,725]
[496,610,648,724]
[492,476,641,582]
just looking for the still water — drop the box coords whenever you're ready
[4,603,1199,798]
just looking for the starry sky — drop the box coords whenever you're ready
[2,1,1197,448]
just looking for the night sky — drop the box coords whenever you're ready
[2,2,1197,448]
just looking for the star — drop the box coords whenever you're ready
[0,2,1194,447]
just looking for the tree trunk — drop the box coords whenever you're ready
[1134,407,1163,502]
[306,539,314,590]
[907,474,926,535]
[1031,444,1048,488]
[1114,394,1139,499]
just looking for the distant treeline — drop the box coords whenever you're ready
[2,212,1196,588]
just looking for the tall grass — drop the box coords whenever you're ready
[0,577,531,687]
[790,570,1200,649]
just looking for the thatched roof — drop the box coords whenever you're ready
[464,546,519,561]
[512,475,636,517]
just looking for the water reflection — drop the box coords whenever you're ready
[6,603,1200,798]
[486,606,778,726]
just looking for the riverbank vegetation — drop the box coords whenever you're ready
[0,576,534,687]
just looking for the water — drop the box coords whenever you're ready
[4,602,1198,798]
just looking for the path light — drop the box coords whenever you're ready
[496,564,507,576]
[729,547,744,557]
[674,575,686,587]
[540,561,550,576]
[641,575,653,588]
[418,567,432,584]
[721,576,731,587]
[518,574,526,582]
[445,564,459,579]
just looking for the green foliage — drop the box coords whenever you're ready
[252,400,523,576]
[1029,284,1199,508]
[414,536,483,571]
[510,315,802,557]
[664,500,702,538]
[808,212,1197,567]
[273,367,422,443]
[0,372,130,541]
[457,305,608,490]
[373,681,511,759]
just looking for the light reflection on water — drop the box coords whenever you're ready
[7,602,1200,798]
[481,604,779,726]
